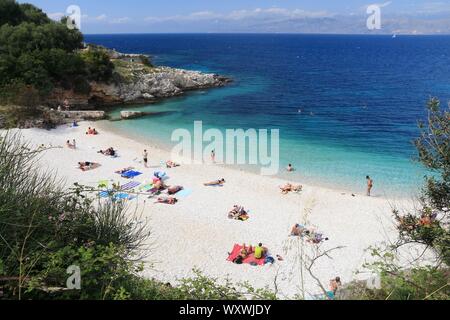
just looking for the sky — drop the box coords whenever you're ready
[19,0,450,34]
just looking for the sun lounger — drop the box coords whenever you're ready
[120,181,141,191]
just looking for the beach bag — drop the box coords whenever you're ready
[264,256,275,265]
[233,256,243,264]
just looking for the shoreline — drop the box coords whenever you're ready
[6,121,417,297]
[95,119,420,201]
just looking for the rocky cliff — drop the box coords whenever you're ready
[48,59,231,109]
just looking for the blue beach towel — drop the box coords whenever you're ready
[176,189,192,198]
[153,171,167,179]
[99,190,111,198]
[114,193,136,201]
[121,170,142,179]
[264,256,275,265]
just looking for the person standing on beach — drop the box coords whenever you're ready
[366,176,373,196]
[211,149,216,163]
[143,149,149,168]
[72,139,76,150]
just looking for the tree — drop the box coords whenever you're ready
[80,49,115,82]
[394,98,450,265]
[0,1,88,99]
[415,98,450,211]
[0,0,24,26]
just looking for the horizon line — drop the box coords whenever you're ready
[82,32,450,36]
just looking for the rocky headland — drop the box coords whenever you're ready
[48,49,231,109]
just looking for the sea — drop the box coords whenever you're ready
[84,33,450,196]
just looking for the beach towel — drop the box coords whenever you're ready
[121,170,142,179]
[114,193,136,201]
[167,186,183,195]
[120,181,141,191]
[139,183,154,192]
[98,180,109,189]
[153,171,167,179]
[227,244,265,266]
[99,190,110,198]
[176,189,192,198]
[115,167,134,175]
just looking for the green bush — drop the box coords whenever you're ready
[0,1,114,103]
[80,49,115,82]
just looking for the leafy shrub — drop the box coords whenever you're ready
[80,49,115,83]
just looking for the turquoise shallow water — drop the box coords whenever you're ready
[85,34,450,196]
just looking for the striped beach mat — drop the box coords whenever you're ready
[120,181,141,191]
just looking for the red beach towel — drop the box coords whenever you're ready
[227,244,265,266]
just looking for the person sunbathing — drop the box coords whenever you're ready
[166,160,180,168]
[66,140,75,149]
[329,277,342,296]
[204,178,226,186]
[307,232,329,244]
[254,243,268,260]
[167,185,183,195]
[290,223,306,236]
[155,196,178,205]
[238,212,249,221]
[228,205,248,220]
[239,246,249,259]
[280,183,303,194]
[112,182,121,190]
[153,180,165,190]
[115,167,134,174]
[148,179,166,195]
[86,127,99,135]
[98,147,116,156]
[228,206,238,219]
[78,162,98,171]
[239,244,254,258]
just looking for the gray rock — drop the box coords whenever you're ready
[60,110,105,120]
[120,111,144,119]
[93,66,231,104]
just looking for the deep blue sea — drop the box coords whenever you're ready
[84,34,450,196]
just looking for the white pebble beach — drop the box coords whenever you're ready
[7,121,418,298]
